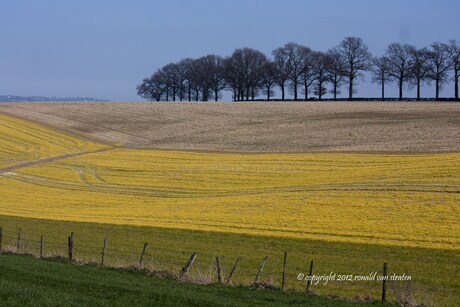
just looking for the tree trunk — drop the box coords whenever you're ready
[188,86,192,102]
[333,82,337,101]
[318,81,322,100]
[381,81,385,100]
[436,78,440,100]
[281,85,285,101]
[215,89,218,102]
[348,75,353,100]
[266,87,270,101]
[251,87,255,101]
[455,74,459,99]
[399,78,403,101]
[417,79,421,100]
[293,81,298,100]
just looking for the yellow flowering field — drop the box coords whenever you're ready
[0,113,107,168]
[1,148,458,250]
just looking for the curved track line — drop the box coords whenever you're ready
[0,147,118,175]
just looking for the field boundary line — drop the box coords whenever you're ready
[0,109,117,146]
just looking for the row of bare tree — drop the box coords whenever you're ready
[137,37,460,101]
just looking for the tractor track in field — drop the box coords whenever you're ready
[0,146,119,175]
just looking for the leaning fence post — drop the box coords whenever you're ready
[226,256,240,285]
[179,252,198,278]
[306,259,314,293]
[254,256,268,284]
[40,235,44,258]
[382,262,388,303]
[216,256,223,283]
[282,251,288,291]
[16,227,21,252]
[68,232,74,261]
[139,243,148,266]
[101,238,108,265]
[0,227,3,252]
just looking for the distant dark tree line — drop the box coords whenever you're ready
[137,37,460,101]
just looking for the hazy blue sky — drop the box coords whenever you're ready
[1,0,459,100]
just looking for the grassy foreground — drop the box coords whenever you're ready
[0,253,380,307]
[0,215,458,306]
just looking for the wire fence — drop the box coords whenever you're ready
[0,226,434,305]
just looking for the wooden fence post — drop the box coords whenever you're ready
[254,256,268,284]
[382,262,388,303]
[0,227,3,252]
[216,256,222,283]
[179,252,198,278]
[40,235,44,258]
[306,259,314,293]
[16,227,21,252]
[226,256,240,285]
[68,232,74,261]
[282,251,287,291]
[101,238,108,265]
[139,243,148,266]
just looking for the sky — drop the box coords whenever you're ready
[1,0,459,100]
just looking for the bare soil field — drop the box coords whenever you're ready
[0,101,459,152]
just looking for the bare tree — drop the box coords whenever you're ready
[177,58,193,101]
[189,59,203,101]
[448,40,460,99]
[287,43,310,100]
[337,37,372,100]
[312,52,328,100]
[427,42,453,99]
[386,43,412,101]
[371,56,393,100]
[272,46,289,100]
[245,49,267,100]
[260,60,277,100]
[224,50,245,100]
[407,46,430,100]
[161,63,182,101]
[136,72,166,101]
[325,48,345,100]
[300,47,315,100]
[223,55,241,101]
[193,55,213,101]
[223,48,266,101]
[196,55,226,101]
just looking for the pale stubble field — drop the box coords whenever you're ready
[1,101,459,152]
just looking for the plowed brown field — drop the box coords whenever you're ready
[1,101,459,152]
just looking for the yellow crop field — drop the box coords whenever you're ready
[0,113,107,169]
[1,148,459,250]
